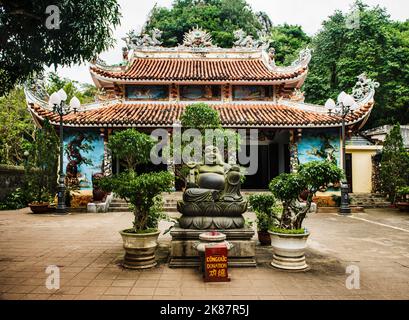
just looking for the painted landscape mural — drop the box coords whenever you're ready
[63,131,104,190]
[298,129,340,165]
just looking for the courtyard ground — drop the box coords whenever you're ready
[0,207,409,300]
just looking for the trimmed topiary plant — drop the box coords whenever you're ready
[269,160,343,231]
[98,129,174,269]
[267,160,343,270]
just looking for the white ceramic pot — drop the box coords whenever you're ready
[268,231,310,271]
[119,229,161,269]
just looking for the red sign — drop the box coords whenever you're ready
[204,244,230,282]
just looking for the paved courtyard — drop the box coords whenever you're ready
[0,207,409,300]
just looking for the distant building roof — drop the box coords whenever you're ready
[363,125,409,149]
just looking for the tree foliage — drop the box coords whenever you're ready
[0,0,121,96]
[379,124,409,202]
[269,24,311,65]
[0,87,35,165]
[107,129,156,172]
[304,1,409,128]
[46,72,98,104]
[25,119,59,203]
[180,103,221,131]
[144,0,263,47]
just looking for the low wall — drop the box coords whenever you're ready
[0,165,25,201]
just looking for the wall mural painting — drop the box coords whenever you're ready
[63,131,104,190]
[298,129,341,190]
[233,86,266,100]
[180,85,221,100]
[126,85,169,100]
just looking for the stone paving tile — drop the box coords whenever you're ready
[103,286,132,295]
[129,287,156,296]
[1,209,409,300]
[112,279,136,287]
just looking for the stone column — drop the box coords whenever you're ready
[289,129,300,173]
[167,131,176,190]
[102,129,112,176]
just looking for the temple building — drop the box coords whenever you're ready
[25,28,378,195]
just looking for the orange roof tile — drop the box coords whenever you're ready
[29,101,373,128]
[90,58,307,83]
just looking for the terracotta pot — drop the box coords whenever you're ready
[92,189,107,202]
[29,202,50,214]
[257,231,271,246]
[396,202,409,212]
[119,229,161,269]
[268,230,310,271]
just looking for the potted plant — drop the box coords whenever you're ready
[249,194,277,246]
[26,120,58,214]
[99,129,174,269]
[268,160,343,270]
[92,172,108,202]
[396,186,409,211]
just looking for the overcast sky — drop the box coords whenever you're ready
[52,0,408,85]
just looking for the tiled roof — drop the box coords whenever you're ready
[29,101,373,128]
[90,58,307,83]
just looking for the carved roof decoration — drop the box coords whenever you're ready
[89,27,313,86]
[181,27,215,48]
[123,28,163,49]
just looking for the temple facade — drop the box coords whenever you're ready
[25,28,377,193]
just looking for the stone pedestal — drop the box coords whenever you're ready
[169,227,256,268]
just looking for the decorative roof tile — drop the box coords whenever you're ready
[28,101,373,129]
[90,58,307,83]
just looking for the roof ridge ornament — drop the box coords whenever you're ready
[181,26,215,48]
[233,29,270,50]
[352,73,380,101]
[291,47,312,68]
[123,28,163,49]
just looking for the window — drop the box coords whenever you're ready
[233,86,272,101]
[180,85,221,101]
[125,85,169,100]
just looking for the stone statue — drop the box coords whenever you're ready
[177,146,247,229]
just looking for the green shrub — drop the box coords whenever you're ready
[107,129,155,172]
[249,194,280,232]
[0,188,30,210]
[269,160,343,230]
[269,226,306,235]
[99,171,174,232]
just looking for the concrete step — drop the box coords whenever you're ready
[108,207,131,212]
[349,193,390,208]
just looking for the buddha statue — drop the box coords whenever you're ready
[177,146,247,229]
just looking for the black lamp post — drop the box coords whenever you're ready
[49,89,80,215]
[325,92,359,216]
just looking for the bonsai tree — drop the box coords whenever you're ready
[269,160,343,231]
[100,171,173,232]
[379,124,409,203]
[99,129,174,233]
[25,119,58,204]
[107,129,155,172]
[248,194,278,232]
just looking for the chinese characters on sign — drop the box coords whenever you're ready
[204,244,230,282]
